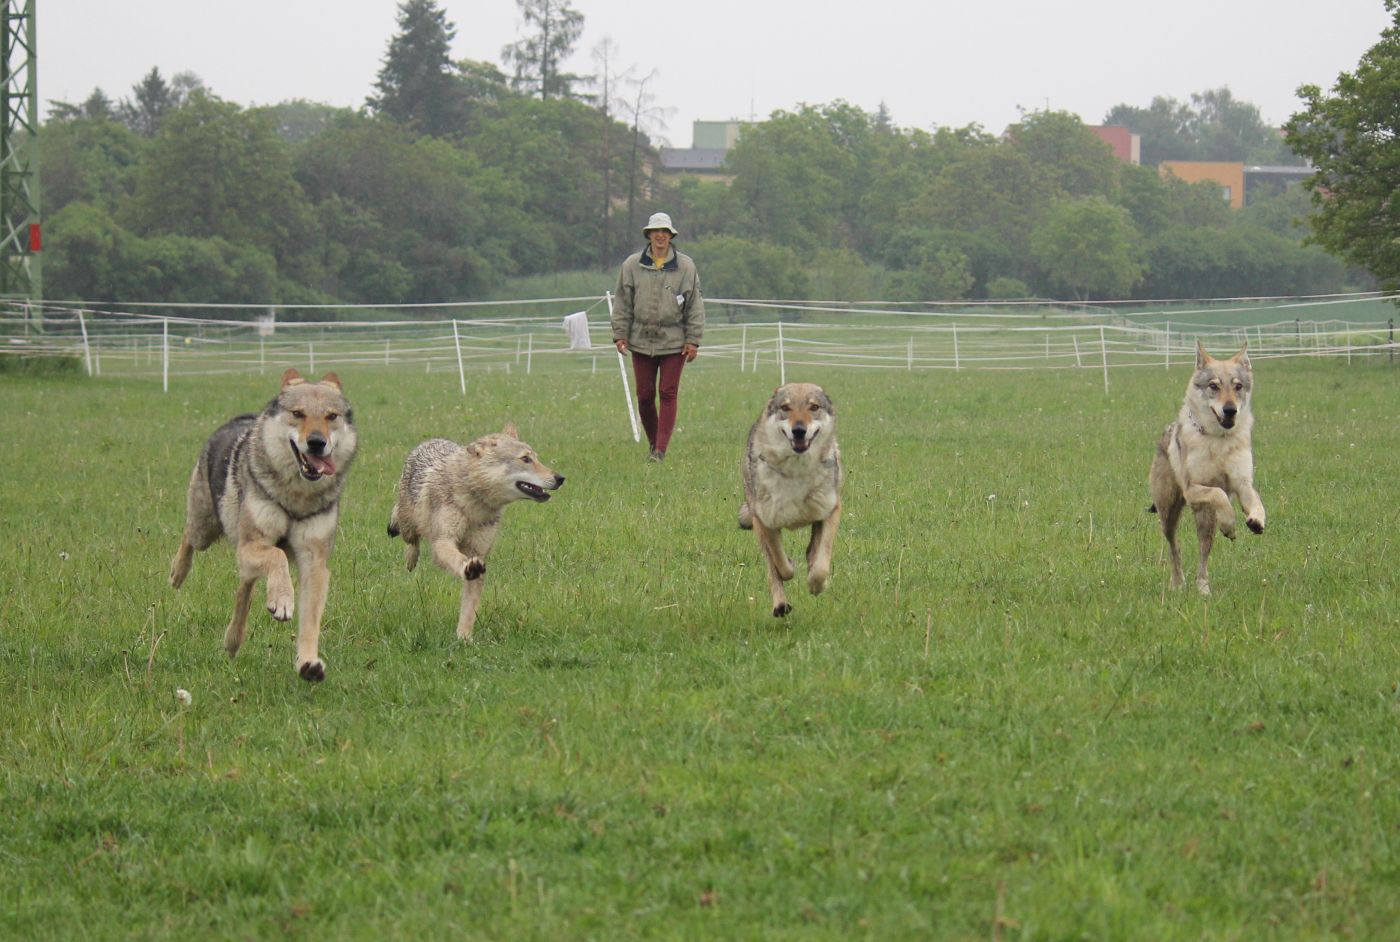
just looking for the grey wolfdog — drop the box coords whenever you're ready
[388,424,564,640]
[739,382,843,617]
[1149,341,1266,596]
[170,369,357,681]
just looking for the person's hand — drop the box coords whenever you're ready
[682,343,699,362]
[614,339,628,355]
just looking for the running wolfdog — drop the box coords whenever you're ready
[388,424,564,640]
[739,383,843,617]
[170,369,357,681]
[1149,341,1266,596]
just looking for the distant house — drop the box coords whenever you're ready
[659,120,744,183]
[1087,125,1141,165]
[1158,161,1313,208]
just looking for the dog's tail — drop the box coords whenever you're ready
[737,502,753,530]
[1146,504,1158,515]
[387,506,400,538]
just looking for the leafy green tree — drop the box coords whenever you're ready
[296,115,514,300]
[806,247,875,301]
[687,235,807,301]
[369,0,466,136]
[1285,1,1400,291]
[43,202,126,301]
[889,245,975,301]
[119,68,202,138]
[1106,87,1297,166]
[39,116,143,216]
[1006,110,1119,199]
[502,0,588,101]
[1029,197,1143,299]
[124,92,318,288]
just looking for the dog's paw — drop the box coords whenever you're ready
[1196,579,1212,597]
[1246,517,1264,535]
[1219,519,1237,541]
[772,602,793,617]
[463,557,486,580]
[298,659,326,683]
[267,596,294,621]
[807,569,829,596]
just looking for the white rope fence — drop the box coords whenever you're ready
[2,294,1396,394]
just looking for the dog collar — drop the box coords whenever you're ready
[1186,413,1208,435]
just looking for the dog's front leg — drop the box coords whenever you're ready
[805,502,842,596]
[457,577,485,641]
[430,538,486,581]
[238,538,294,620]
[752,518,793,616]
[1233,481,1266,535]
[1185,484,1236,540]
[291,540,332,682]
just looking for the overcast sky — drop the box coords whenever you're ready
[44,0,1394,144]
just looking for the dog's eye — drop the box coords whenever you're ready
[1233,383,1243,392]
[780,404,791,412]
[521,455,531,463]
[292,410,306,419]
[326,412,338,422]
[1208,382,1220,391]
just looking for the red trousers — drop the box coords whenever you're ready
[631,351,686,452]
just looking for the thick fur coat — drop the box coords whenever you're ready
[1149,341,1266,595]
[739,382,843,617]
[170,369,357,681]
[388,424,564,639]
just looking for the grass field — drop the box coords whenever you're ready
[3,353,1399,940]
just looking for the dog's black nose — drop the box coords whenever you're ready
[554,474,565,487]
[1222,405,1238,418]
[791,425,807,440]
[306,434,327,454]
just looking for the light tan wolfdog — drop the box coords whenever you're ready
[388,424,564,640]
[170,369,357,682]
[1149,341,1266,596]
[739,382,843,617]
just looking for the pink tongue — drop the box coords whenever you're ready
[307,453,336,475]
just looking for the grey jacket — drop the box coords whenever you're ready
[611,246,705,356]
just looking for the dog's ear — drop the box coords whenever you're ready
[502,421,518,438]
[281,368,305,388]
[821,391,835,416]
[1231,342,1251,371]
[467,439,485,458]
[1195,340,1213,369]
[320,372,342,390]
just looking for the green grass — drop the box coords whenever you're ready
[2,356,1399,940]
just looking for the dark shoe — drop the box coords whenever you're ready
[648,448,666,462]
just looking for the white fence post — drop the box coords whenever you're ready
[527,332,533,374]
[605,291,641,442]
[952,325,960,372]
[907,337,913,371]
[77,309,93,376]
[452,319,466,395]
[162,318,169,393]
[1100,325,1110,394]
[1164,323,1171,368]
[778,320,786,385]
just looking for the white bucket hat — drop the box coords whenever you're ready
[642,212,678,236]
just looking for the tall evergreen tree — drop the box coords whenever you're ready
[120,68,177,138]
[501,0,588,100]
[370,0,464,136]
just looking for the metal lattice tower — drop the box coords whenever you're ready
[0,0,40,309]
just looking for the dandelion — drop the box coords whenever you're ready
[59,551,69,561]
[986,494,996,502]
[175,688,192,707]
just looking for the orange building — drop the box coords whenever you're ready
[1158,161,1246,209]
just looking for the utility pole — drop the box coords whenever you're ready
[1,0,41,323]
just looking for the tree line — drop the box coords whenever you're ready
[40,0,1367,311]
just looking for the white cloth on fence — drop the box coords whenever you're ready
[563,310,591,350]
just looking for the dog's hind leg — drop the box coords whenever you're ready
[1192,505,1218,596]
[457,576,485,640]
[170,536,196,589]
[805,502,842,596]
[1158,496,1186,590]
[404,540,420,572]
[224,578,256,657]
[752,519,793,616]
